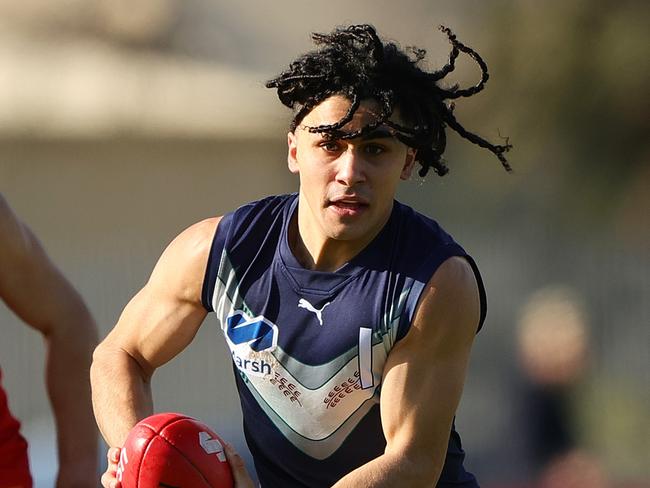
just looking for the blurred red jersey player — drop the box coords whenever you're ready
[0,193,98,487]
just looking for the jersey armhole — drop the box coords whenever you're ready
[201,213,234,312]
[396,245,488,341]
[462,254,488,333]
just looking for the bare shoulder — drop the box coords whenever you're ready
[0,193,22,242]
[0,192,12,217]
[411,256,481,341]
[165,217,222,261]
[0,192,9,217]
[147,216,222,301]
[0,194,34,261]
[429,256,479,296]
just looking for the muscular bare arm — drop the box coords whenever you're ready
[333,256,481,487]
[0,194,99,487]
[90,217,220,448]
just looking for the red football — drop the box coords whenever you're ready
[117,412,234,488]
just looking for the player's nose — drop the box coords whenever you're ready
[335,148,366,187]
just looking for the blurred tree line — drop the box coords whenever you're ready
[481,0,648,247]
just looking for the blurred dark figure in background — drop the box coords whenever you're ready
[0,194,98,487]
[517,286,608,488]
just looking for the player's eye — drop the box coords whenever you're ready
[364,143,386,155]
[319,141,341,152]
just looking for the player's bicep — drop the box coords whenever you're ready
[379,257,480,469]
[101,217,220,376]
[109,284,206,375]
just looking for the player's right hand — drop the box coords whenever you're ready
[101,443,250,488]
[100,447,122,488]
[224,442,255,488]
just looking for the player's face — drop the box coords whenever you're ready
[287,95,416,249]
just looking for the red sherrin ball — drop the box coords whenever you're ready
[117,412,234,488]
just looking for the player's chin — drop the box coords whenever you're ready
[324,221,370,242]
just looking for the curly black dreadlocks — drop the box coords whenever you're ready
[266,24,512,177]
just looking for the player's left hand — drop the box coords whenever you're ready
[100,447,122,488]
[224,442,255,488]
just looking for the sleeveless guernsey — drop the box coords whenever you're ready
[202,194,486,488]
[0,368,32,488]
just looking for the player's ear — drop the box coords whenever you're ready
[400,148,417,180]
[287,132,299,174]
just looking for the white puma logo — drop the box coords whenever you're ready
[298,298,331,326]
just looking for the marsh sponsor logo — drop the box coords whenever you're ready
[231,350,273,376]
[226,310,277,377]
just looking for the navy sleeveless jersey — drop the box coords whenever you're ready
[202,194,486,488]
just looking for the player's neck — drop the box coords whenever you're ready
[289,231,348,272]
[289,205,380,272]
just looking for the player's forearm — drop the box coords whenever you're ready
[90,341,154,448]
[44,311,99,483]
[332,449,443,488]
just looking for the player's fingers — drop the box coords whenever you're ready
[100,469,121,488]
[107,446,121,465]
[102,448,122,488]
[224,442,255,488]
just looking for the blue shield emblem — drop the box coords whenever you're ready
[226,310,278,352]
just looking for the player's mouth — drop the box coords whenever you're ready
[327,196,369,217]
